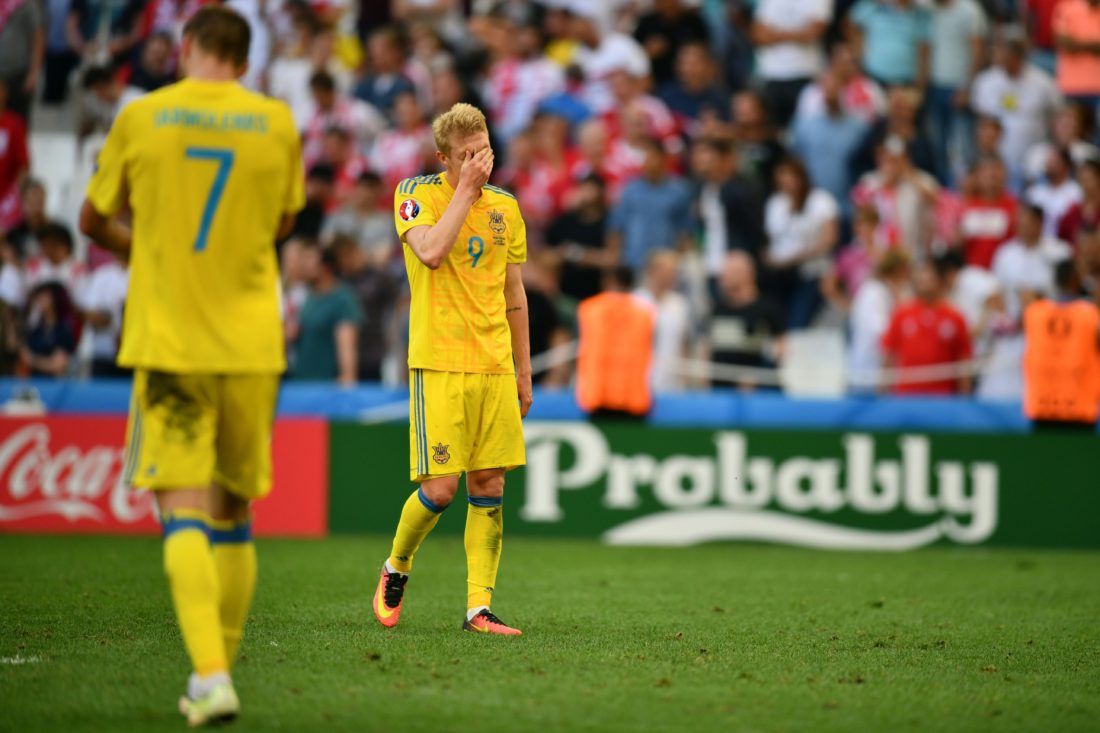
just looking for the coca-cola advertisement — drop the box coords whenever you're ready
[0,417,328,537]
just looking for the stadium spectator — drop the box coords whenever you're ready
[322,172,394,266]
[0,0,44,122]
[303,70,386,167]
[280,238,313,372]
[633,0,709,86]
[81,250,129,378]
[576,266,655,419]
[1052,0,1100,109]
[504,111,574,234]
[928,0,988,184]
[319,126,370,210]
[20,282,77,378]
[1023,259,1100,429]
[1057,158,1100,245]
[968,115,1006,174]
[288,163,335,241]
[635,249,691,393]
[822,205,886,312]
[847,0,930,88]
[847,247,910,393]
[730,90,786,195]
[851,137,940,256]
[369,90,436,194]
[658,42,728,137]
[1026,148,1083,236]
[4,178,46,256]
[607,138,693,273]
[568,118,626,201]
[793,42,885,126]
[971,32,1062,186]
[43,0,80,105]
[66,0,144,69]
[354,26,416,117]
[851,86,936,182]
[330,235,397,383]
[0,222,86,310]
[881,258,973,395]
[291,245,362,385]
[225,0,272,91]
[520,253,571,387]
[544,173,612,303]
[750,0,830,129]
[1023,103,1099,182]
[603,69,682,159]
[79,65,144,138]
[569,3,650,114]
[763,156,840,329]
[708,250,786,390]
[1024,0,1061,74]
[129,32,177,92]
[790,69,866,213]
[481,9,563,145]
[692,137,765,287]
[958,156,1017,269]
[992,202,1072,312]
[0,80,29,233]
[936,248,1001,336]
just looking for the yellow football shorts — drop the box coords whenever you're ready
[123,369,280,500]
[409,368,526,482]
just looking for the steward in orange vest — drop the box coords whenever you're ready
[1022,262,1100,428]
[576,267,656,418]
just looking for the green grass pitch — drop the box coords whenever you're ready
[1,534,1098,733]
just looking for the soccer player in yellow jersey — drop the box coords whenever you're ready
[78,7,303,726]
[372,103,532,636]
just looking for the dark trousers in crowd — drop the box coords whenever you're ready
[927,85,974,186]
[91,358,131,379]
[761,77,811,130]
[43,51,80,105]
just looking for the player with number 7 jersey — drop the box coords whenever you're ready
[79,6,303,726]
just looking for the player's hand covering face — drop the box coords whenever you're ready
[448,133,493,192]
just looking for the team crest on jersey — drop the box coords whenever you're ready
[399,198,421,221]
[488,209,506,234]
[432,442,451,465]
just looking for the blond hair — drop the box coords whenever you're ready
[432,103,488,155]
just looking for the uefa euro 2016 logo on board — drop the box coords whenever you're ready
[399,199,420,221]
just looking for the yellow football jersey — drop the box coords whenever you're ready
[395,174,527,374]
[86,78,304,374]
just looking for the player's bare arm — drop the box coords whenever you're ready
[406,147,494,269]
[78,200,132,258]
[505,263,533,418]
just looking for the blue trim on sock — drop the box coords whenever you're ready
[211,521,253,544]
[468,495,503,507]
[417,487,445,514]
[161,517,211,539]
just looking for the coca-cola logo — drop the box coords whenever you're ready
[0,423,152,524]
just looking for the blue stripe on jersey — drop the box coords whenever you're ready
[413,370,423,476]
[418,371,428,476]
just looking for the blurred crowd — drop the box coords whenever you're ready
[1,0,1100,398]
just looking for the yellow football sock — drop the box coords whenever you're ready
[465,496,504,609]
[162,510,227,677]
[388,487,446,573]
[211,518,257,665]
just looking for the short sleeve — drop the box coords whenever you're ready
[508,200,527,264]
[393,181,440,244]
[810,189,840,223]
[338,289,364,325]
[85,105,132,217]
[279,105,305,215]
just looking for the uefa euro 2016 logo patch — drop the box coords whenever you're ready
[399,198,420,221]
[432,442,451,465]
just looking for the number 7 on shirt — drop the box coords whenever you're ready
[184,147,235,252]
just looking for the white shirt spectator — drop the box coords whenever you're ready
[949,265,1000,332]
[764,188,839,279]
[635,287,691,392]
[1023,139,1100,182]
[1025,179,1083,237]
[930,0,987,89]
[847,277,894,391]
[575,33,650,113]
[227,0,271,92]
[82,261,129,361]
[991,235,1071,313]
[754,0,833,81]
[0,257,89,309]
[971,64,1062,177]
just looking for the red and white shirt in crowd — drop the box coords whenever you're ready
[881,300,973,395]
[302,97,386,168]
[504,155,574,230]
[958,194,1017,269]
[369,125,435,195]
[602,95,683,157]
[329,154,370,212]
[483,56,564,142]
[0,257,89,309]
[0,108,28,231]
[566,148,627,203]
[140,0,211,38]
[794,76,887,125]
